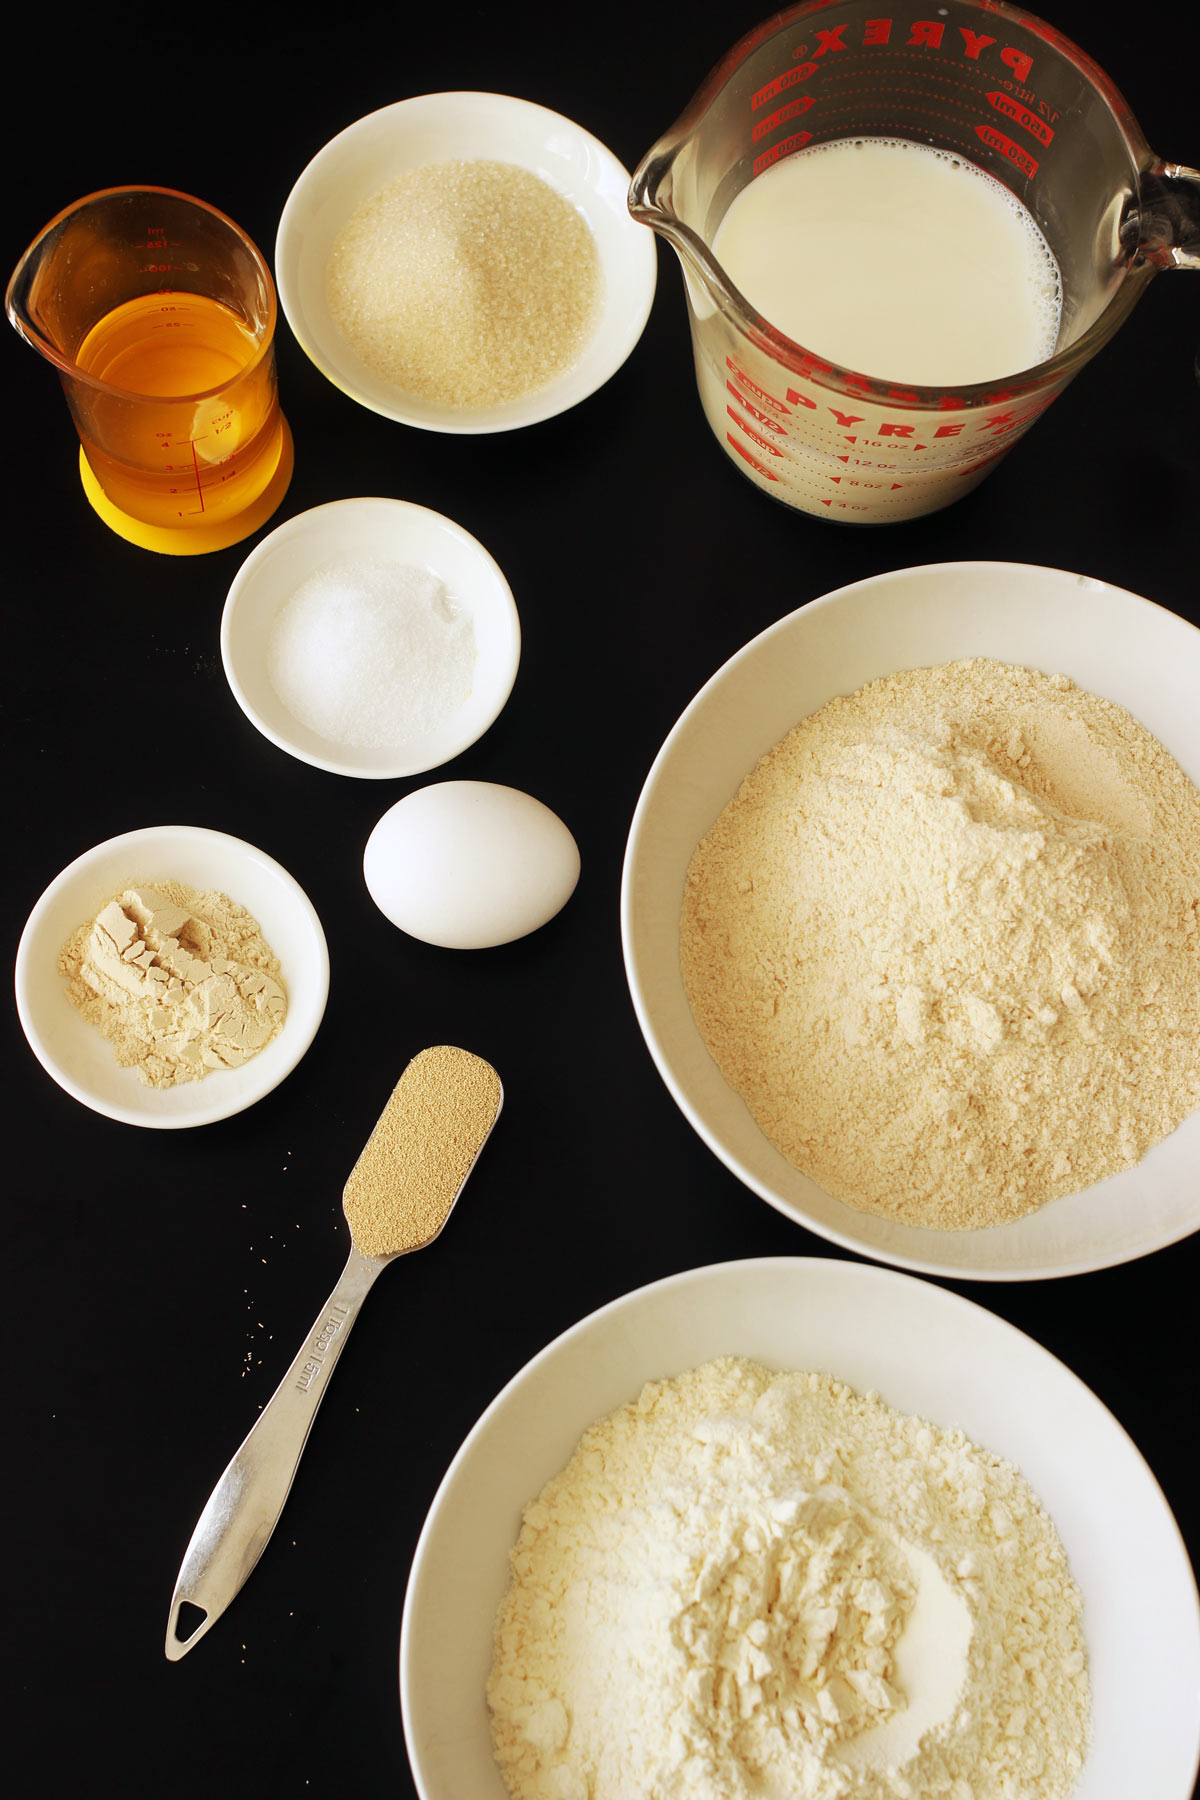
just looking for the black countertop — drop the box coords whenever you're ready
[5,3,1197,1794]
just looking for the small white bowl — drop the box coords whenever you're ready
[621,562,1200,1281]
[15,826,329,1128]
[400,1257,1200,1800]
[221,497,520,779]
[275,91,657,432]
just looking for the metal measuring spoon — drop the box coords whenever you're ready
[165,1045,503,1660]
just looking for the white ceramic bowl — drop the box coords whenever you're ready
[275,91,657,432]
[221,497,520,778]
[621,562,1200,1281]
[400,1256,1200,1800]
[15,825,329,1128]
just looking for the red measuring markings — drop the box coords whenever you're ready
[835,453,906,481]
[751,61,819,109]
[841,432,931,451]
[728,406,785,455]
[155,428,214,515]
[974,125,1039,177]
[757,17,1035,82]
[726,358,791,415]
[826,473,907,489]
[726,382,788,434]
[188,441,207,514]
[727,434,780,480]
[987,91,1054,145]
[785,389,872,429]
[755,131,814,174]
[817,493,879,511]
[978,396,1055,434]
[753,96,815,142]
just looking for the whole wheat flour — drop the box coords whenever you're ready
[487,1356,1089,1800]
[680,658,1200,1227]
[59,881,287,1087]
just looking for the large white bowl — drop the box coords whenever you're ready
[15,826,329,1127]
[621,562,1200,1280]
[221,497,520,779]
[400,1256,1200,1800]
[275,92,657,433]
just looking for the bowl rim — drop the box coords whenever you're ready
[14,823,330,1128]
[398,1253,1200,1800]
[220,495,522,779]
[620,559,1200,1282]
[274,89,658,434]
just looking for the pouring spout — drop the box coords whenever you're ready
[628,146,685,244]
[6,231,81,378]
[1139,161,1200,271]
[628,143,733,314]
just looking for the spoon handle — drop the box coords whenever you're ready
[165,1244,384,1660]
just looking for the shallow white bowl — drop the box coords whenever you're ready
[15,825,329,1128]
[221,497,520,779]
[401,1256,1200,1800]
[621,561,1200,1281]
[275,91,657,432]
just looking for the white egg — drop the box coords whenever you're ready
[363,781,581,949]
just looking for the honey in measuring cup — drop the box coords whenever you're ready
[7,186,292,554]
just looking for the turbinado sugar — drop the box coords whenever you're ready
[326,159,602,407]
[267,560,476,752]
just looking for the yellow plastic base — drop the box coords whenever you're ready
[78,416,294,555]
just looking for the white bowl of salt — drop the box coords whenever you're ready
[220,497,520,778]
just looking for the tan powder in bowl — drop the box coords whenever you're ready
[59,880,287,1088]
[680,658,1200,1228]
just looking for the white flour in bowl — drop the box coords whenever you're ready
[487,1357,1089,1800]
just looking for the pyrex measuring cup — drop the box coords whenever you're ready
[629,0,1200,523]
[7,187,293,554]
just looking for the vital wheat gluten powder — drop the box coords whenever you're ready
[59,882,286,1086]
[487,1357,1089,1800]
[680,658,1200,1229]
[326,159,601,408]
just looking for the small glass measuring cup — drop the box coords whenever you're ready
[629,0,1199,523]
[7,186,293,554]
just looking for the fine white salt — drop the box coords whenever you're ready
[267,561,476,751]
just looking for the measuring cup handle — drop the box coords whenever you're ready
[1140,160,1200,272]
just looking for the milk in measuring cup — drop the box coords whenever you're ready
[714,138,1061,387]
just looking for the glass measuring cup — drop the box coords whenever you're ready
[629,0,1199,523]
[7,187,293,554]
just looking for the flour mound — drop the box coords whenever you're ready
[680,659,1200,1228]
[487,1357,1089,1800]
